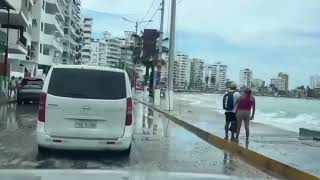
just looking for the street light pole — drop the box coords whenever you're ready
[153,0,165,106]
[135,22,138,34]
[166,0,176,111]
[4,8,10,89]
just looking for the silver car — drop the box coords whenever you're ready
[17,77,44,105]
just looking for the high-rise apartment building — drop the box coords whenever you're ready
[278,72,289,92]
[90,39,99,66]
[30,0,65,75]
[190,58,204,90]
[270,72,289,92]
[204,62,227,91]
[103,31,121,68]
[310,74,320,89]
[62,0,81,65]
[252,78,265,88]
[0,0,34,77]
[240,68,253,88]
[81,16,92,65]
[173,52,190,89]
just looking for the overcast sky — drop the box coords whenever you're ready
[82,0,320,88]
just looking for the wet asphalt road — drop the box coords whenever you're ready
[0,102,277,179]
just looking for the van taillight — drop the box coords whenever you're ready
[125,97,133,126]
[38,92,47,122]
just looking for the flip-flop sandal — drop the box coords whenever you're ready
[232,139,239,143]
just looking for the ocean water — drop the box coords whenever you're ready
[175,93,320,133]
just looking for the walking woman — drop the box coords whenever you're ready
[235,88,255,144]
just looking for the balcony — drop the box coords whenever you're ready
[46,0,64,21]
[0,0,32,26]
[8,29,27,54]
[82,51,90,58]
[43,13,64,37]
[83,26,92,32]
[38,53,53,66]
[41,33,63,53]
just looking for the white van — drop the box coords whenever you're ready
[36,65,134,154]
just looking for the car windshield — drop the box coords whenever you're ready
[48,68,126,100]
[0,0,319,180]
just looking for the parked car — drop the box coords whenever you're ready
[17,77,44,105]
[36,65,134,155]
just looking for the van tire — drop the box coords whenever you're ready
[38,146,49,155]
[122,144,131,156]
[17,99,23,105]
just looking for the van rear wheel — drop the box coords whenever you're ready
[122,144,131,156]
[38,146,49,155]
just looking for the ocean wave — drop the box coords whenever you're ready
[255,111,319,132]
[176,93,320,132]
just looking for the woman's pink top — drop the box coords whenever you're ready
[237,95,255,111]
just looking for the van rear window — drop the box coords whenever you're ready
[48,68,126,100]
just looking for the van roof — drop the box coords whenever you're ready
[52,65,126,73]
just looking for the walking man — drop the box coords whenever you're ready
[223,83,241,141]
[8,76,17,100]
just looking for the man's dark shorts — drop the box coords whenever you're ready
[225,112,237,133]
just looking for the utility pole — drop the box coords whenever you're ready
[135,22,138,34]
[121,17,152,35]
[153,0,165,106]
[166,0,176,111]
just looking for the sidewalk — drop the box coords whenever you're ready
[134,92,320,178]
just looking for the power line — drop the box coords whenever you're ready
[144,6,161,29]
[177,0,184,5]
[141,0,158,22]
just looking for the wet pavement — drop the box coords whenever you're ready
[0,102,277,179]
[163,93,320,177]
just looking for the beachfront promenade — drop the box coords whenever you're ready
[134,91,320,179]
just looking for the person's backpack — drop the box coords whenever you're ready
[223,91,235,111]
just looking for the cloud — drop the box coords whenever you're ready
[81,0,320,88]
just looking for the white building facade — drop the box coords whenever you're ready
[31,0,65,75]
[240,68,253,88]
[103,31,121,68]
[204,62,227,92]
[81,16,92,65]
[173,52,190,89]
[190,58,204,90]
[252,78,265,88]
[310,74,320,89]
[90,40,99,66]
[0,0,34,78]
[62,0,81,65]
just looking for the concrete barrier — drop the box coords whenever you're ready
[135,99,320,180]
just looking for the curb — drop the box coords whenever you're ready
[134,99,320,180]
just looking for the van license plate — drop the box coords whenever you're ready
[74,120,97,129]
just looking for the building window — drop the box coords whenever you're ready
[41,22,44,32]
[40,44,42,53]
[32,19,37,27]
[43,47,50,55]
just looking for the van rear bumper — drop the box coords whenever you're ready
[36,121,132,151]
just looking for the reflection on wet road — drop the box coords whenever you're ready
[0,102,275,179]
